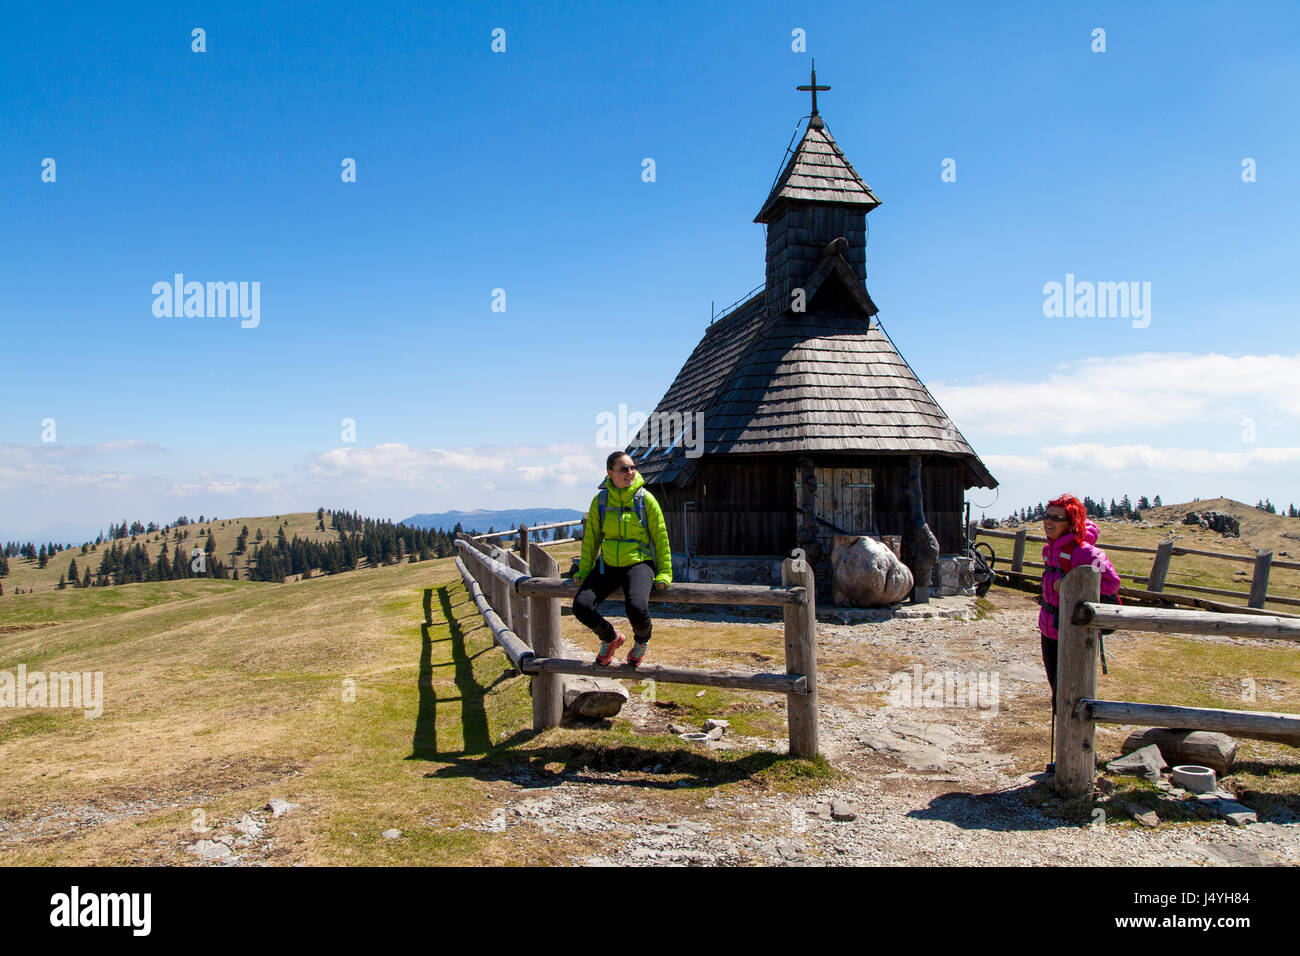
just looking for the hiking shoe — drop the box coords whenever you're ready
[595,631,625,666]
[627,641,649,668]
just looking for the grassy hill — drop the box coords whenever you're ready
[3,511,354,594]
[1140,497,1300,557]
[0,539,820,865]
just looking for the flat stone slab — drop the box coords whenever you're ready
[265,799,300,818]
[189,840,232,861]
[1214,800,1257,826]
[1188,843,1272,866]
[890,721,976,750]
[857,728,956,773]
[821,595,976,624]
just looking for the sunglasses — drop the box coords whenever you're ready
[612,464,637,474]
[1043,513,1068,523]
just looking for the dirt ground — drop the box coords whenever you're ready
[454,587,1300,866]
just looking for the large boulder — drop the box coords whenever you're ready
[561,675,629,718]
[831,535,914,607]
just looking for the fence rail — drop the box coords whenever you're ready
[452,536,820,757]
[976,525,1298,613]
[1053,565,1300,797]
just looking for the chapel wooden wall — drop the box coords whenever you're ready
[645,453,969,558]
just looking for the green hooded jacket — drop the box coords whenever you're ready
[576,472,673,586]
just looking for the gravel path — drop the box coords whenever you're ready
[462,594,1300,866]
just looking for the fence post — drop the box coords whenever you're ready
[782,550,818,759]
[518,524,529,561]
[1147,539,1174,592]
[505,550,530,647]
[528,546,564,731]
[1012,528,1028,574]
[489,545,512,631]
[1249,550,1273,609]
[1055,565,1101,798]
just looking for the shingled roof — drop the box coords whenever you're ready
[755,118,881,223]
[628,248,996,490]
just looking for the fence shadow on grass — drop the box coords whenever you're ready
[424,739,788,790]
[413,584,800,787]
[408,585,502,760]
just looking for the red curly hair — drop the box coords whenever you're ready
[1047,494,1088,543]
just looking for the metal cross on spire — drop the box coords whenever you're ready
[797,59,830,119]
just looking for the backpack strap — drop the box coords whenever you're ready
[595,487,608,573]
[635,488,654,561]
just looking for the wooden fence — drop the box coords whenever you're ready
[452,535,820,757]
[975,526,1300,616]
[1053,565,1300,797]
[473,519,585,552]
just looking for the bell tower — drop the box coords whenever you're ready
[755,62,881,318]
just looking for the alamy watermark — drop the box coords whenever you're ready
[1,664,103,718]
[50,886,150,936]
[596,403,704,459]
[889,665,999,717]
[152,274,260,328]
[1042,273,1150,328]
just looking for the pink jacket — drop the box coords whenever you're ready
[1039,519,1121,640]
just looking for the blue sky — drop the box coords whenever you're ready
[2,0,1298,541]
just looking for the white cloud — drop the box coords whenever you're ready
[1037,443,1300,473]
[91,440,166,454]
[933,352,1300,436]
[169,473,284,497]
[0,444,143,492]
[987,442,1300,479]
[305,442,602,489]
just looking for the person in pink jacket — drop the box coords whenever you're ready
[1039,494,1122,711]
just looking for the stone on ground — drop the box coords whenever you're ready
[1106,744,1167,782]
[562,675,629,718]
[1121,728,1236,777]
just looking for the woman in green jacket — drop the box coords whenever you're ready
[573,451,673,667]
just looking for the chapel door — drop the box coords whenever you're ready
[801,466,876,557]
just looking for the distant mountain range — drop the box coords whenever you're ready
[398,508,584,534]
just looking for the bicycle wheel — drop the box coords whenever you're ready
[970,544,997,597]
[974,542,996,567]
